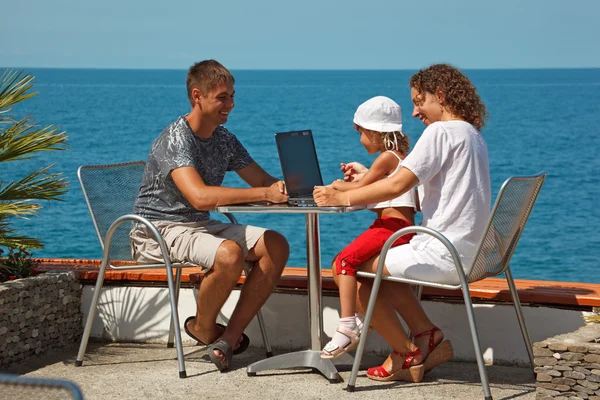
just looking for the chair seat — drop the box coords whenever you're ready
[356,271,463,290]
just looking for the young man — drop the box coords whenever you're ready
[130,59,289,371]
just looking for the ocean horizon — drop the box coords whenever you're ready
[1,67,598,283]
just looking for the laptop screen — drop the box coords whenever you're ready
[275,130,324,197]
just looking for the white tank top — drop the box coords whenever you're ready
[367,151,417,210]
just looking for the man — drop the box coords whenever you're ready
[130,59,289,372]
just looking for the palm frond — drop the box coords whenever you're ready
[0,69,67,250]
[0,166,68,202]
[0,235,43,249]
[0,116,68,163]
[0,70,37,118]
[0,201,40,217]
[0,219,43,249]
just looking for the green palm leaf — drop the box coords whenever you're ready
[0,68,69,251]
[0,166,67,202]
[0,70,36,124]
[0,217,43,248]
[0,117,67,163]
[0,201,40,217]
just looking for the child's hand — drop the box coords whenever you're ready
[340,162,368,182]
[329,179,344,190]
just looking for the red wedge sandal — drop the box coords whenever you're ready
[414,326,454,373]
[366,348,425,383]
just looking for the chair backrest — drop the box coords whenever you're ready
[78,161,146,261]
[0,374,84,400]
[468,172,546,282]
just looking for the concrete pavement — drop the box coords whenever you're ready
[3,342,536,400]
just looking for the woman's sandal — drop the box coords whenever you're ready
[414,326,454,373]
[208,339,233,372]
[321,326,360,359]
[366,348,425,383]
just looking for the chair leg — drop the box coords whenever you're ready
[346,273,384,392]
[505,268,535,372]
[255,310,273,358]
[167,268,183,349]
[243,264,273,357]
[461,285,493,400]
[164,262,187,378]
[75,261,109,367]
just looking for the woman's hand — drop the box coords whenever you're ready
[341,162,368,182]
[313,185,346,206]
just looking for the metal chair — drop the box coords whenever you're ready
[74,161,273,378]
[0,374,84,400]
[347,172,546,400]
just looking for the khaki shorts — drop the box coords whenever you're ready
[130,220,267,270]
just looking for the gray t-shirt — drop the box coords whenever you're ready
[133,116,254,222]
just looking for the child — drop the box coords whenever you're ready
[321,96,417,359]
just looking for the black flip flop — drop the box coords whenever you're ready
[183,316,250,355]
[208,339,233,372]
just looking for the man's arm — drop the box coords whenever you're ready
[236,162,279,187]
[171,166,287,210]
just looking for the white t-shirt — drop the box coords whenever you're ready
[368,151,417,210]
[401,120,491,272]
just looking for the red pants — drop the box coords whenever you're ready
[335,217,415,277]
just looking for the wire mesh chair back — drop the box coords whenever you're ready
[78,161,146,261]
[0,374,84,400]
[468,173,546,282]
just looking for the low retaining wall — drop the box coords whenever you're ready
[535,323,600,399]
[81,284,587,365]
[0,272,83,369]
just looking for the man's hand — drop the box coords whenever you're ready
[341,162,368,182]
[272,180,287,195]
[266,181,288,203]
[313,185,346,206]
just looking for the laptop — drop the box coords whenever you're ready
[275,130,323,206]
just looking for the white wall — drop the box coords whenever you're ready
[82,285,585,365]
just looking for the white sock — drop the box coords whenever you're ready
[331,316,357,349]
[355,313,365,331]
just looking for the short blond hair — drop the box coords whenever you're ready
[186,60,235,106]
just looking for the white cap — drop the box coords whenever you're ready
[353,96,402,132]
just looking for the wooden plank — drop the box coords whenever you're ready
[32,259,600,308]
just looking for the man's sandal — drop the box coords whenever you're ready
[208,339,233,372]
[321,326,360,359]
[184,316,250,355]
[414,326,454,373]
[366,348,425,383]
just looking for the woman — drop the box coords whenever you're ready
[313,64,491,383]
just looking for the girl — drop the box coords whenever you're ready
[321,96,417,359]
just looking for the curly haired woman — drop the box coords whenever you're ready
[313,64,491,382]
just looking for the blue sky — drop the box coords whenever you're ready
[3,0,599,70]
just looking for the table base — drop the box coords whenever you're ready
[247,350,342,383]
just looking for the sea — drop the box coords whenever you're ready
[2,68,599,283]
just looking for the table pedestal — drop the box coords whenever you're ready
[246,213,341,382]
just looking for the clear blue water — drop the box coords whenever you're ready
[2,68,599,283]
